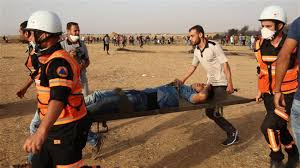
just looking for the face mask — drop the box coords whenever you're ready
[261,27,276,40]
[29,41,40,53]
[69,35,80,42]
[29,41,36,49]
[30,41,47,55]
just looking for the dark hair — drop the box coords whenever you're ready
[189,25,205,36]
[20,21,28,30]
[66,22,79,30]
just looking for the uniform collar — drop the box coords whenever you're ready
[196,39,209,57]
[40,42,62,56]
[196,39,209,50]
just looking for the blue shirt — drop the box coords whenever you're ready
[287,17,300,100]
[144,85,180,108]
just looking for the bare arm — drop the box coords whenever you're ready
[274,38,298,110]
[16,77,34,98]
[37,100,64,135]
[83,58,90,68]
[223,62,234,94]
[190,85,210,103]
[23,100,64,154]
[180,65,197,83]
[274,38,298,92]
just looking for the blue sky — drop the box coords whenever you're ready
[0,0,299,35]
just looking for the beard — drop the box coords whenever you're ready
[192,37,201,46]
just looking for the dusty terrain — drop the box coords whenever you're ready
[0,42,294,168]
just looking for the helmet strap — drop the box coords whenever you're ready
[273,21,285,39]
[33,30,59,47]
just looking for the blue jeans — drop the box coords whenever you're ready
[29,110,40,135]
[85,85,184,115]
[291,99,300,159]
[28,110,40,163]
[85,89,148,115]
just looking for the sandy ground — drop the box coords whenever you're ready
[0,42,296,168]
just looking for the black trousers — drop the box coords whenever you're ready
[104,44,109,51]
[32,116,91,168]
[205,86,236,135]
[260,93,298,161]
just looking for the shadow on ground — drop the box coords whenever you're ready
[94,109,263,168]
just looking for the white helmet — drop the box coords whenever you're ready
[259,5,287,24]
[26,10,62,34]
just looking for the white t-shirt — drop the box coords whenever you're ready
[192,41,228,86]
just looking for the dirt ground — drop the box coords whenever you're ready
[0,43,296,168]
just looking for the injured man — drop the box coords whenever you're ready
[85,82,212,115]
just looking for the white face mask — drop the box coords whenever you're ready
[29,41,36,49]
[69,35,80,42]
[261,27,276,40]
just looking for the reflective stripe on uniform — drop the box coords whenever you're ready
[56,159,84,168]
[49,78,73,88]
[267,129,280,152]
[54,113,86,125]
[282,88,298,94]
[262,55,277,62]
[36,86,50,93]
[38,50,87,125]
[255,39,298,94]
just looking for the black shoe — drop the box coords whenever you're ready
[286,155,299,168]
[270,160,284,168]
[222,130,239,146]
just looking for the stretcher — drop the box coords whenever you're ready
[90,94,256,133]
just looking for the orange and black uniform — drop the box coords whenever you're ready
[25,44,40,79]
[255,34,299,161]
[32,43,91,168]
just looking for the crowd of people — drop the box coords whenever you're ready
[68,34,176,46]
[220,34,258,49]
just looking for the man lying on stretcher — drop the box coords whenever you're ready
[85,82,212,115]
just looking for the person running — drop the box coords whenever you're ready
[175,25,238,146]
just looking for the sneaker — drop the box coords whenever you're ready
[285,155,299,168]
[270,160,284,168]
[222,130,239,146]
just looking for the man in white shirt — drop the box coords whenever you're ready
[175,25,238,146]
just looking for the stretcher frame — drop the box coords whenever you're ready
[91,94,255,133]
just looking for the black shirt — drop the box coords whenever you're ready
[260,34,286,56]
[260,34,296,69]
